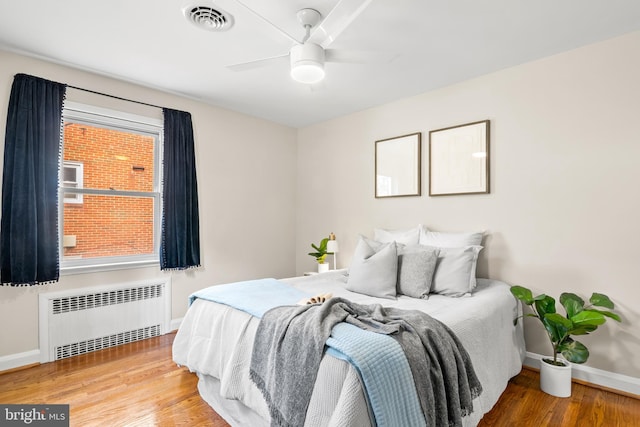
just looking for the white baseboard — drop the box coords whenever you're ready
[1,320,184,373]
[524,351,640,396]
[0,349,40,372]
[170,317,183,332]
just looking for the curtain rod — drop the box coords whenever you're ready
[66,85,164,110]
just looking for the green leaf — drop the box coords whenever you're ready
[545,313,573,329]
[543,313,571,343]
[591,309,622,322]
[568,324,598,335]
[590,293,614,309]
[542,319,561,343]
[558,339,589,364]
[535,296,556,317]
[562,298,584,319]
[560,293,584,318]
[510,286,534,305]
[560,292,584,308]
[571,310,606,327]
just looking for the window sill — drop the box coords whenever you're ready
[60,259,160,276]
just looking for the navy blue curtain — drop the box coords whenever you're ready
[1,74,66,286]
[161,108,200,270]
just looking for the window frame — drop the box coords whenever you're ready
[59,101,163,274]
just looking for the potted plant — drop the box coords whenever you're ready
[510,285,621,397]
[308,237,329,273]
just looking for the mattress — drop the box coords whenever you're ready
[173,270,525,426]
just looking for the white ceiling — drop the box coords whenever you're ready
[1,0,640,128]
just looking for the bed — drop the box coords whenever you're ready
[173,269,525,426]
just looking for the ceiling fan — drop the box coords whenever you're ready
[227,0,386,84]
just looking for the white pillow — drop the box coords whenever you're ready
[396,244,439,299]
[429,245,483,297]
[419,227,483,248]
[374,225,421,245]
[346,236,398,299]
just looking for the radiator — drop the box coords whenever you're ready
[38,279,171,362]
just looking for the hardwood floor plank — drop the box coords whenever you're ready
[479,368,640,427]
[1,333,638,426]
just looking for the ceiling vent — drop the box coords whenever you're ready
[184,4,234,31]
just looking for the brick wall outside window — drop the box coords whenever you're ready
[63,123,155,259]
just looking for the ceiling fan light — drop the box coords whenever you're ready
[290,43,326,84]
[291,62,325,84]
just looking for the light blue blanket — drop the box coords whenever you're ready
[327,323,425,427]
[190,279,424,426]
[189,278,310,318]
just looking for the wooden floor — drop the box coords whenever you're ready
[479,369,640,426]
[1,333,638,426]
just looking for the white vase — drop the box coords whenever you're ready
[540,357,572,397]
[317,263,329,273]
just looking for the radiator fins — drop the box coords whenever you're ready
[51,284,164,314]
[55,325,161,360]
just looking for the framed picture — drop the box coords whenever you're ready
[375,132,421,198]
[429,120,490,196]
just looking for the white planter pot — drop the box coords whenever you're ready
[317,263,329,273]
[540,357,572,397]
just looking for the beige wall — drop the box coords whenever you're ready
[2,31,639,379]
[0,50,298,358]
[296,31,640,378]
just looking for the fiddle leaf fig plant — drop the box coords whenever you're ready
[510,285,621,365]
[308,237,329,264]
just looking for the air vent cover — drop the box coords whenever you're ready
[184,4,234,31]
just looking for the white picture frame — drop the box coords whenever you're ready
[429,120,490,196]
[375,132,421,198]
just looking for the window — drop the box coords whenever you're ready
[62,161,83,204]
[60,102,162,272]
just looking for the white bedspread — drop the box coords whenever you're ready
[173,270,525,426]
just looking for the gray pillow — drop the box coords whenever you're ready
[396,245,439,299]
[346,236,398,299]
[429,245,483,297]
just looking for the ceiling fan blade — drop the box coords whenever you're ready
[325,49,398,64]
[307,0,373,48]
[227,54,288,72]
[231,0,301,44]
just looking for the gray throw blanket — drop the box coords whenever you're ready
[249,297,482,427]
